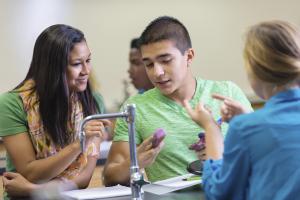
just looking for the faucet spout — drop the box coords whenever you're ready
[78,104,148,200]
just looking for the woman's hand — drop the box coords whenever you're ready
[2,172,38,197]
[84,119,111,140]
[212,94,251,122]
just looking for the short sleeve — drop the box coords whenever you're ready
[0,92,28,136]
[113,117,130,142]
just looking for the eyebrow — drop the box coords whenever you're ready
[142,53,171,62]
[69,53,92,62]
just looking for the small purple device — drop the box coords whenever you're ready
[189,118,222,151]
[152,128,166,148]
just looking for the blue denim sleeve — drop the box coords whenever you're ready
[202,119,251,200]
[202,159,223,186]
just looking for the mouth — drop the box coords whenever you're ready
[77,78,88,83]
[155,80,171,87]
[129,77,137,84]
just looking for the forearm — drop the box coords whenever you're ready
[7,182,39,197]
[24,182,41,196]
[103,158,131,186]
[205,125,224,160]
[72,156,98,189]
[23,141,81,183]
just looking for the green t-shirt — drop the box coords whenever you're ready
[114,78,252,182]
[0,91,106,172]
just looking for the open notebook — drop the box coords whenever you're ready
[143,173,201,195]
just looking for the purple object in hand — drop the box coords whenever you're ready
[189,132,205,151]
[152,128,166,148]
[189,118,221,151]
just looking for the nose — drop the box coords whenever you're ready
[153,63,165,77]
[128,66,133,75]
[81,62,90,75]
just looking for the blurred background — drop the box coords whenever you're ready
[1,0,300,111]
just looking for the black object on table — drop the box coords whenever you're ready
[187,160,203,176]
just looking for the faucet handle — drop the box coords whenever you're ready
[134,178,150,187]
[131,172,150,187]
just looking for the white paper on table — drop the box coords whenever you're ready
[143,173,201,195]
[62,185,131,200]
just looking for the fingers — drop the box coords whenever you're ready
[138,136,154,152]
[220,103,232,122]
[213,93,236,111]
[214,94,246,122]
[224,99,240,110]
[184,100,209,114]
[214,94,248,115]
[183,100,194,117]
[84,120,107,138]
[225,99,250,114]
[98,119,112,127]
[145,135,155,147]
[3,172,19,179]
[138,142,164,168]
[2,176,9,185]
[202,103,212,113]
[195,148,206,161]
[212,93,232,102]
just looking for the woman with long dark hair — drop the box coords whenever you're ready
[0,24,109,199]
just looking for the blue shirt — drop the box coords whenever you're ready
[203,88,300,200]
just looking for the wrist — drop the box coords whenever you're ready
[71,140,81,154]
[201,119,217,130]
[28,182,40,194]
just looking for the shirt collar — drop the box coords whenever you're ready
[138,89,145,94]
[265,88,300,107]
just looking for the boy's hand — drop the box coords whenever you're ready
[183,100,215,129]
[137,135,164,169]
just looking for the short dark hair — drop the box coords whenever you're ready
[140,16,192,54]
[130,38,141,49]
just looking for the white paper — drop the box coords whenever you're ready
[62,185,131,200]
[155,173,201,188]
[143,173,201,195]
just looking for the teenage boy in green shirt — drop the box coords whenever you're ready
[103,16,252,185]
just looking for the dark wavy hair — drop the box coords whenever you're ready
[16,24,98,147]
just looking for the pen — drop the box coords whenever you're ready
[182,176,201,181]
[216,117,222,125]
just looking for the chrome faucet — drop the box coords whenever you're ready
[78,104,149,200]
